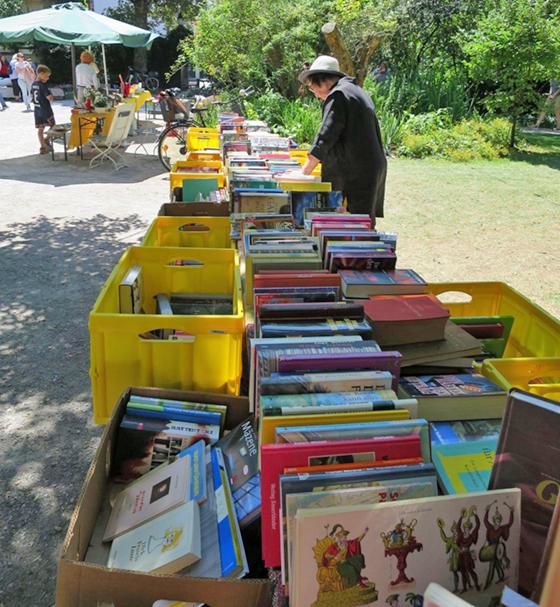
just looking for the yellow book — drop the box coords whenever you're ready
[260,408,410,445]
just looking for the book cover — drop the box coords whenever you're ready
[107,500,201,574]
[424,582,475,607]
[488,390,560,598]
[432,439,496,494]
[260,370,393,395]
[216,417,260,527]
[119,265,143,314]
[398,374,507,421]
[104,456,191,541]
[177,439,207,504]
[126,403,222,427]
[275,418,431,463]
[364,294,450,345]
[292,489,521,607]
[340,269,427,298]
[261,435,423,567]
[113,414,219,482]
[259,319,373,339]
[284,481,437,593]
[431,420,502,446]
[329,251,397,273]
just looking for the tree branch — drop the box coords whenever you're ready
[321,22,356,76]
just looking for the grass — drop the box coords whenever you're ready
[377,132,560,318]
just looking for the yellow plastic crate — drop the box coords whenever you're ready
[89,246,244,424]
[169,159,226,191]
[427,281,560,358]
[479,357,560,402]
[141,216,232,249]
[187,150,223,162]
[187,127,220,151]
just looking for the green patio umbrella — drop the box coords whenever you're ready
[0,2,159,94]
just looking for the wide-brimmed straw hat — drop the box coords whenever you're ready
[298,55,346,83]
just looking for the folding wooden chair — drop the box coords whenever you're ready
[89,104,135,170]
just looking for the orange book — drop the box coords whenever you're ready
[283,456,423,475]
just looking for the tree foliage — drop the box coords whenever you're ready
[0,0,23,19]
[462,0,560,146]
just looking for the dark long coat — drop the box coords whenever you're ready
[309,76,387,219]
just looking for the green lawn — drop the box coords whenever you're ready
[377,132,560,318]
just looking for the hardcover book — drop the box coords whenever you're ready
[259,319,373,339]
[488,390,560,599]
[119,265,143,314]
[216,417,260,527]
[260,370,393,395]
[432,439,496,494]
[284,481,437,593]
[364,293,450,346]
[340,268,427,299]
[291,489,521,607]
[261,435,423,567]
[399,373,507,421]
[107,500,201,574]
[104,456,191,541]
[431,419,502,445]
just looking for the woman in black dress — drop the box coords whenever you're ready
[300,56,387,225]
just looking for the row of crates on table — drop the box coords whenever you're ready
[90,211,560,424]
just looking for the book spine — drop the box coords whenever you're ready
[260,373,392,395]
[262,402,395,416]
[127,403,221,426]
[261,390,396,408]
[178,440,206,504]
[121,415,219,441]
[211,448,238,577]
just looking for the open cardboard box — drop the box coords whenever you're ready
[160,201,230,217]
[56,387,271,607]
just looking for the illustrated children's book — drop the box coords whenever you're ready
[107,499,201,574]
[423,582,475,606]
[488,390,560,599]
[292,488,521,607]
[261,435,423,567]
[284,481,437,594]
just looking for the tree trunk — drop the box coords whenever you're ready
[355,33,385,86]
[133,0,149,72]
[321,22,356,76]
[510,114,517,148]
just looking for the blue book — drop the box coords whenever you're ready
[261,389,398,410]
[211,448,248,578]
[432,439,497,494]
[430,419,502,445]
[126,402,221,426]
[178,440,207,504]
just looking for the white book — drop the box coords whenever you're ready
[104,456,190,541]
[119,265,143,314]
[108,500,201,574]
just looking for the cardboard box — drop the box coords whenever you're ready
[56,387,271,607]
[160,201,230,217]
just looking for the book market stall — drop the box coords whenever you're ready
[55,112,560,607]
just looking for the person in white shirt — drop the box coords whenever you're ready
[75,50,99,106]
[15,52,35,110]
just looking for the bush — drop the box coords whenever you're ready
[398,115,511,160]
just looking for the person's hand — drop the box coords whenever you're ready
[301,159,313,175]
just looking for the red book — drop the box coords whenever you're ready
[364,294,450,346]
[260,435,422,567]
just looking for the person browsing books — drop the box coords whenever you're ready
[75,50,99,106]
[298,56,387,226]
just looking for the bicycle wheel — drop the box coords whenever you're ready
[145,76,159,91]
[158,122,191,171]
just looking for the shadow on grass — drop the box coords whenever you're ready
[510,132,560,170]
[0,213,149,605]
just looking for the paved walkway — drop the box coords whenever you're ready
[0,100,168,606]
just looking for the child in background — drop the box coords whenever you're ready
[31,65,55,154]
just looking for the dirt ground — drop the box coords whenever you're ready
[0,101,558,607]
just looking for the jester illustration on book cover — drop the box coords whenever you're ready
[311,523,379,606]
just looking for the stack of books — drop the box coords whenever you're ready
[95,394,256,580]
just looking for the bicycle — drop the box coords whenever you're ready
[126,66,160,92]
[156,88,213,170]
